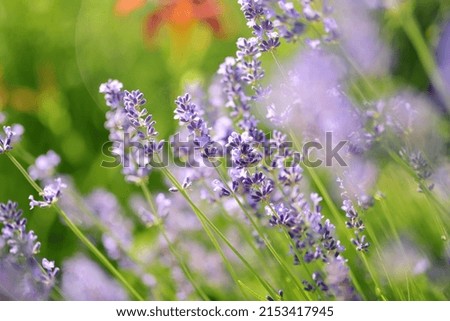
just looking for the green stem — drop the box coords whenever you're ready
[201,178,281,294]
[7,153,42,192]
[286,130,375,299]
[159,165,277,298]
[139,183,209,300]
[6,153,145,301]
[55,206,144,300]
[400,7,450,112]
[214,166,311,300]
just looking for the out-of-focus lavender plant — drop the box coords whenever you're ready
[85,189,134,262]
[0,201,58,300]
[28,150,61,181]
[61,254,128,300]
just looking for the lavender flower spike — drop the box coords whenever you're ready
[0,126,16,154]
[29,178,67,209]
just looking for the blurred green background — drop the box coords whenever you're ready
[0,0,449,298]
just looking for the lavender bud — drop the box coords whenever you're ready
[29,178,67,209]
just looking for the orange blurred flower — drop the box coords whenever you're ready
[115,0,224,41]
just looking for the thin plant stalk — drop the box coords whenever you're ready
[214,166,313,300]
[6,153,145,301]
[139,183,210,300]
[158,163,278,298]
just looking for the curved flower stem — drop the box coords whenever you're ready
[382,147,449,254]
[200,179,282,293]
[7,153,42,192]
[8,151,156,285]
[54,206,145,301]
[158,164,277,299]
[6,153,145,301]
[139,183,209,300]
[399,5,450,112]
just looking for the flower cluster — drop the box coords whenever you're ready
[174,93,218,159]
[400,149,434,191]
[0,201,58,299]
[99,79,124,109]
[238,0,337,45]
[29,178,67,209]
[100,80,164,183]
[227,131,263,169]
[266,195,356,299]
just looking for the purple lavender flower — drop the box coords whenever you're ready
[265,194,354,298]
[260,37,281,52]
[62,254,128,300]
[279,164,303,186]
[331,0,391,75]
[326,256,359,300]
[29,178,67,209]
[268,203,296,227]
[437,21,450,90]
[0,200,24,224]
[352,235,370,252]
[28,150,61,181]
[85,189,134,261]
[227,131,262,169]
[174,93,198,124]
[400,149,433,187]
[124,90,147,111]
[218,57,252,117]
[241,171,274,202]
[0,126,16,154]
[1,200,58,300]
[41,258,60,286]
[99,79,124,109]
[124,90,158,139]
[174,93,220,161]
[213,179,232,197]
[100,80,163,183]
[130,193,171,226]
[1,201,41,257]
[303,1,320,21]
